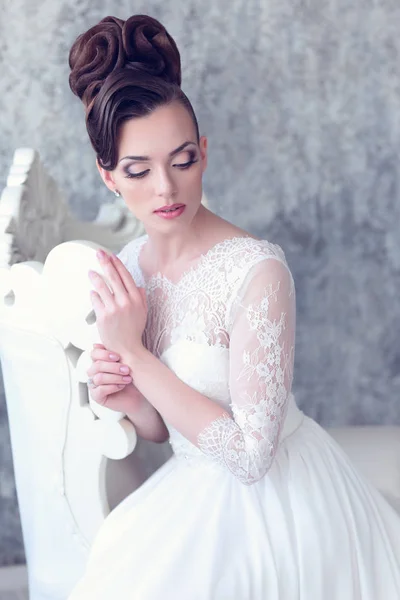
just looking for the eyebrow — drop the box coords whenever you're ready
[118,141,197,163]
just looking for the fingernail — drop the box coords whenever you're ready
[119,366,130,374]
[109,353,119,360]
[122,376,132,382]
[96,249,106,260]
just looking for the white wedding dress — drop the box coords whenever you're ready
[69,235,400,600]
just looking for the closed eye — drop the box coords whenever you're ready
[173,159,198,169]
[124,158,198,179]
[125,169,150,179]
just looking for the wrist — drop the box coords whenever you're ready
[126,346,151,375]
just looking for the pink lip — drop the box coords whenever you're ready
[154,203,185,212]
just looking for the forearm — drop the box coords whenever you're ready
[125,387,169,443]
[126,348,228,447]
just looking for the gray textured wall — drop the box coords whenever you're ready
[1,0,400,566]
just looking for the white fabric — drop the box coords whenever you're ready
[197,256,295,484]
[69,235,400,600]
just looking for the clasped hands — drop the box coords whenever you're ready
[86,249,147,411]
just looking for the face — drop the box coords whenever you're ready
[98,101,207,233]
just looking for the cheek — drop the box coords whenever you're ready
[184,165,203,186]
[180,174,202,199]
[121,177,151,198]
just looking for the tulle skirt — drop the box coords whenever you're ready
[68,416,400,600]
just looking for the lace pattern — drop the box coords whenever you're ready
[197,262,295,484]
[118,236,288,354]
[118,235,295,485]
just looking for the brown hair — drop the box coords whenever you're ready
[68,15,200,170]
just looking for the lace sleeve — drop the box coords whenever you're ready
[197,257,296,485]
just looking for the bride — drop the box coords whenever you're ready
[67,14,400,599]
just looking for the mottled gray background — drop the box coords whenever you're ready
[1,0,399,566]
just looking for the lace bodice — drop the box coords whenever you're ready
[118,235,296,485]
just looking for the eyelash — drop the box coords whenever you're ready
[124,158,198,179]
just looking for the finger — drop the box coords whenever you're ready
[89,271,114,309]
[89,373,132,386]
[91,348,121,362]
[138,286,147,305]
[110,254,140,297]
[96,250,127,299]
[87,360,130,377]
[89,384,128,404]
[89,289,105,318]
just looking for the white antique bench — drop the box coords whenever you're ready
[0,149,399,600]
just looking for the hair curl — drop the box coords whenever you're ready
[69,15,199,170]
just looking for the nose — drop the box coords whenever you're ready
[154,167,177,199]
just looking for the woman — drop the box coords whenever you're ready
[67,14,400,599]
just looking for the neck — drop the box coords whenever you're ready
[143,204,214,270]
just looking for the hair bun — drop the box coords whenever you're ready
[69,14,181,109]
[123,15,181,85]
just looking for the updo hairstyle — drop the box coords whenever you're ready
[68,15,199,170]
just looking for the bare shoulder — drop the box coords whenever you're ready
[204,211,262,245]
[206,213,289,271]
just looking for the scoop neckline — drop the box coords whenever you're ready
[135,234,263,288]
